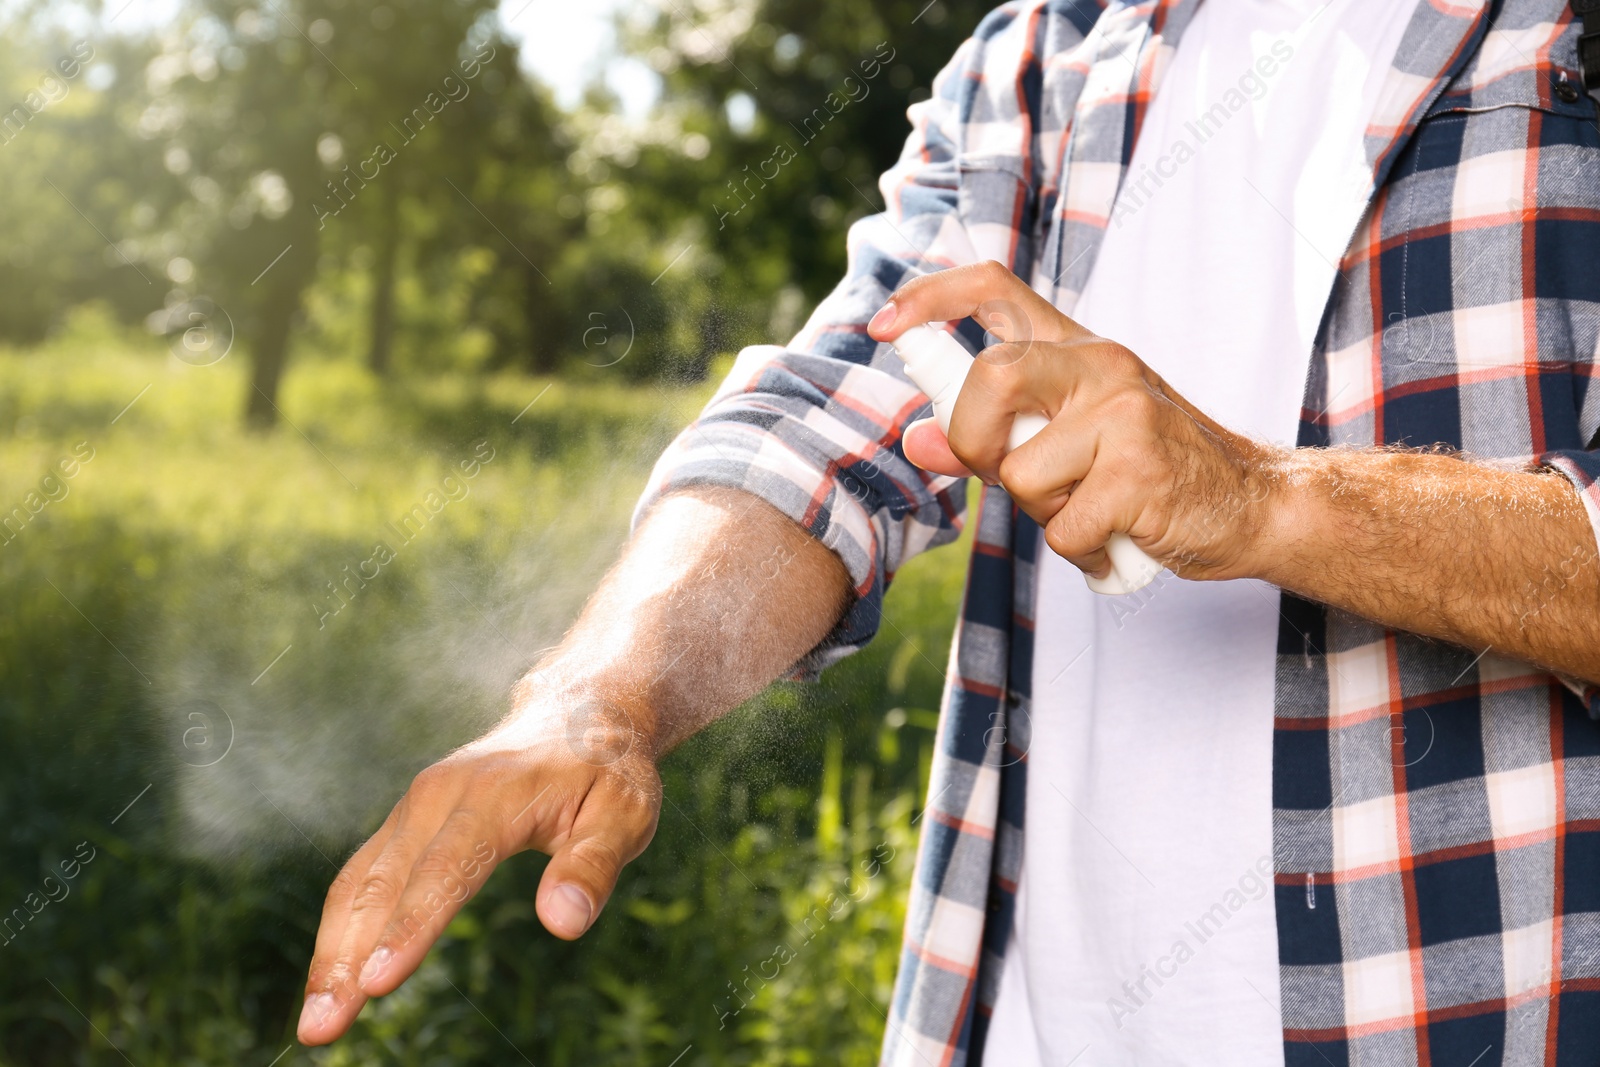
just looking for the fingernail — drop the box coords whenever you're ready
[546,883,593,937]
[868,301,897,336]
[358,946,392,988]
[299,992,337,1035]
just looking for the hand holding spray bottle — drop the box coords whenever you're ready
[889,324,1162,596]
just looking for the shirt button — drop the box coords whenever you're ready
[1556,70,1582,103]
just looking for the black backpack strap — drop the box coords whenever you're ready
[1576,0,1600,91]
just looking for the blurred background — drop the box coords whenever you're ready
[0,0,992,1062]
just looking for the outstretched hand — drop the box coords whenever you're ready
[297,698,661,1044]
[295,487,854,1046]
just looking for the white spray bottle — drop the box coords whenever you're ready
[891,323,1162,596]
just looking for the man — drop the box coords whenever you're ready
[298,0,1600,1062]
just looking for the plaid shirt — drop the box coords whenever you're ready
[638,0,1600,1062]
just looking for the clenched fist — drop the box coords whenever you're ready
[868,260,1284,582]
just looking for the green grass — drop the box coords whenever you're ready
[0,317,970,1065]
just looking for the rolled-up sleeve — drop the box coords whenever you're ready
[634,10,1039,677]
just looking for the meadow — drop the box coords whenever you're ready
[0,311,970,1066]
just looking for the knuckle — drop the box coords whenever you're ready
[966,360,1025,415]
[991,363,1028,407]
[409,763,451,796]
[593,787,662,859]
[410,850,461,886]
[1104,385,1155,428]
[620,789,663,837]
[1094,340,1141,378]
[1043,511,1072,552]
[1010,339,1044,367]
[998,450,1047,503]
[352,866,406,912]
[315,962,360,1000]
[1045,502,1098,558]
[305,957,334,987]
[325,866,362,909]
[974,339,1004,366]
[1043,521,1086,560]
[570,834,629,882]
[979,259,1010,283]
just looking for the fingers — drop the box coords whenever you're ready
[997,416,1099,527]
[297,734,665,1047]
[943,340,1079,478]
[299,773,459,1044]
[306,812,397,986]
[952,337,1156,480]
[536,773,660,940]
[868,260,1089,344]
[1042,465,1144,578]
[902,416,974,476]
[946,341,1081,481]
[355,807,506,998]
[298,809,402,1044]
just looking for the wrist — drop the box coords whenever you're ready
[1241,446,1319,586]
[504,657,665,766]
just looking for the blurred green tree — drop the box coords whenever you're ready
[141,0,517,424]
[430,62,583,376]
[0,0,1001,402]
[0,33,168,338]
[608,0,994,343]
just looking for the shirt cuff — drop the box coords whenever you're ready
[635,424,889,681]
[635,342,965,680]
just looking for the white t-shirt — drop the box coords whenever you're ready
[985,0,1421,1063]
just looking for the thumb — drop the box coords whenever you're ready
[903,416,974,477]
[535,779,659,940]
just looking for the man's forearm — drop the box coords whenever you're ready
[1254,448,1600,685]
[298,486,852,1045]
[510,486,853,755]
